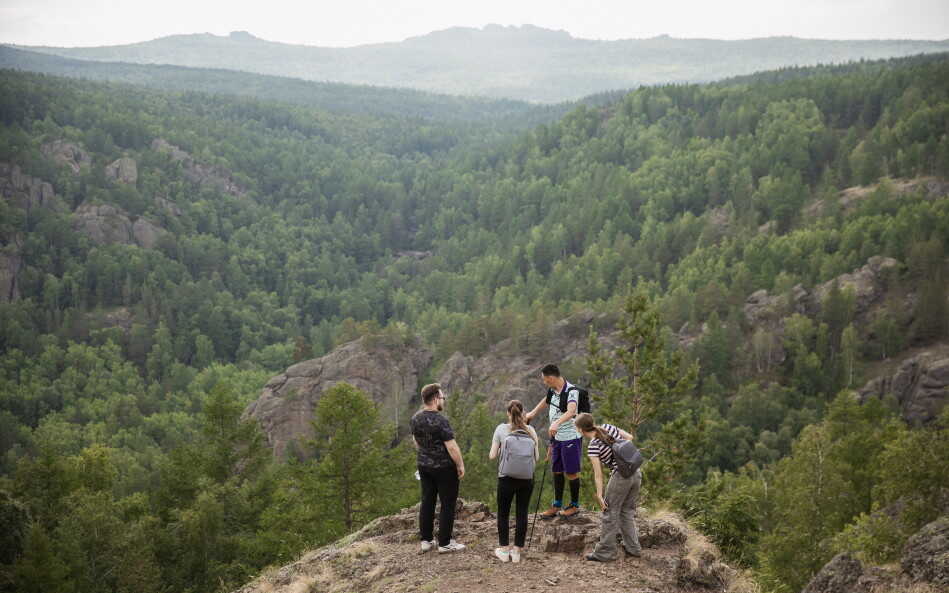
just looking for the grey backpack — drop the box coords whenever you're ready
[611,439,644,478]
[499,430,536,479]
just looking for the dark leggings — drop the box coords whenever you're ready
[497,476,534,547]
[419,466,460,547]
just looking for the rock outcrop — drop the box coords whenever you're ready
[104,157,138,185]
[859,350,949,425]
[901,516,949,586]
[743,256,901,332]
[803,516,949,593]
[73,203,134,245]
[41,140,91,174]
[437,311,618,415]
[0,162,66,215]
[154,195,182,217]
[0,248,22,303]
[806,176,949,218]
[152,138,247,196]
[72,202,166,249]
[232,501,742,593]
[814,256,900,315]
[244,337,433,458]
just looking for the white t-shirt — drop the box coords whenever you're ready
[548,381,581,442]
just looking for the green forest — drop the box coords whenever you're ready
[1,51,948,592]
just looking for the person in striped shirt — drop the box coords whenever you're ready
[574,412,643,561]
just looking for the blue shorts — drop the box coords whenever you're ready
[551,438,582,474]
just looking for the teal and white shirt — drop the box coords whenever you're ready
[548,380,581,442]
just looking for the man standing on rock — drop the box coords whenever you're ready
[525,364,583,518]
[411,383,467,553]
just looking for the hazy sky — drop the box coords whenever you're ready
[2,0,947,47]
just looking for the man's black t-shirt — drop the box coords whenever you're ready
[410,410,455,470]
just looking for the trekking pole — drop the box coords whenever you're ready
[527,457,549,549]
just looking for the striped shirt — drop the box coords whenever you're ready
[586,423,623,471]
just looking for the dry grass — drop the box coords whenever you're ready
[340,541,377,561]
[286,576,316,593]
[726,572,763,593]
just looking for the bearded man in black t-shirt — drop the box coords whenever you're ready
[410,383,467,553]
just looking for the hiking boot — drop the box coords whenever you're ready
[420,539,436,553]
[559,504,580,518]
[494,547,510,562]
[624,548,642,558]
[539,505,561,519]
[585,553,611,562]
[438,540,466,553]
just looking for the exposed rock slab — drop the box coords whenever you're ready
[41,140,91,174]
[859,350,949,425]
[72,202,167,249]
[902,516,949,586]
[243,337,433,459]
[0,162,65,215]
[104,157,138,184]
[814,256,900,315]
[152,138,247,196]
[0,248,22,303]
[436,311,619,416]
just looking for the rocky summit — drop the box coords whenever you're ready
[231,500,749,593]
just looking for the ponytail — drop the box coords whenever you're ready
[574,412,616,444]
[507,400,534,440]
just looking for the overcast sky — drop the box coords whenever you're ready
[2,0,947,47]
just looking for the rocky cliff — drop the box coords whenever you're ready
[859,346,949,426]
[802,516,948,593]
[72,202,166,249]
[231,500,751,593]
[41,140,91,175]
[0,162,67,216]
[152,138,247,197]
[437,311,619,414]
[243,337,433,459]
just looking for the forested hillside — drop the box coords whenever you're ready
[1,53,948,593]
[0,45,566,125]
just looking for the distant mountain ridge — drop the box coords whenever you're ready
[12,24,949,102]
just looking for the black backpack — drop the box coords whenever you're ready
[546,384,592,414]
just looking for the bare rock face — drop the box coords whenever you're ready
[152,138,247,196]
[815,256,900,314]
[154,195,182,217]
[858,351,949,425]
[72,202,166,249]
[901,516,949,586]
[743,284,812,328]
[244,337,433,459]
[803,516,949,593]
[41,140,91,174]
[436,311,618,417]
[73,203,134,245]
[802,553,865,593]
[131,218,165,249]
[0,248,22,302]
[0,163,65,215]
[104,157,138,185]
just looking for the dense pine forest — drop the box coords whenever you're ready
[1,52,948,592]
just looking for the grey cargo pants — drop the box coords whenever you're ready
[589,468,642,560]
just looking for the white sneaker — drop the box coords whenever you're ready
[494,547,510,562]
[437,540,466,553]
[510,548,521,563]
[420,539,436,553]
